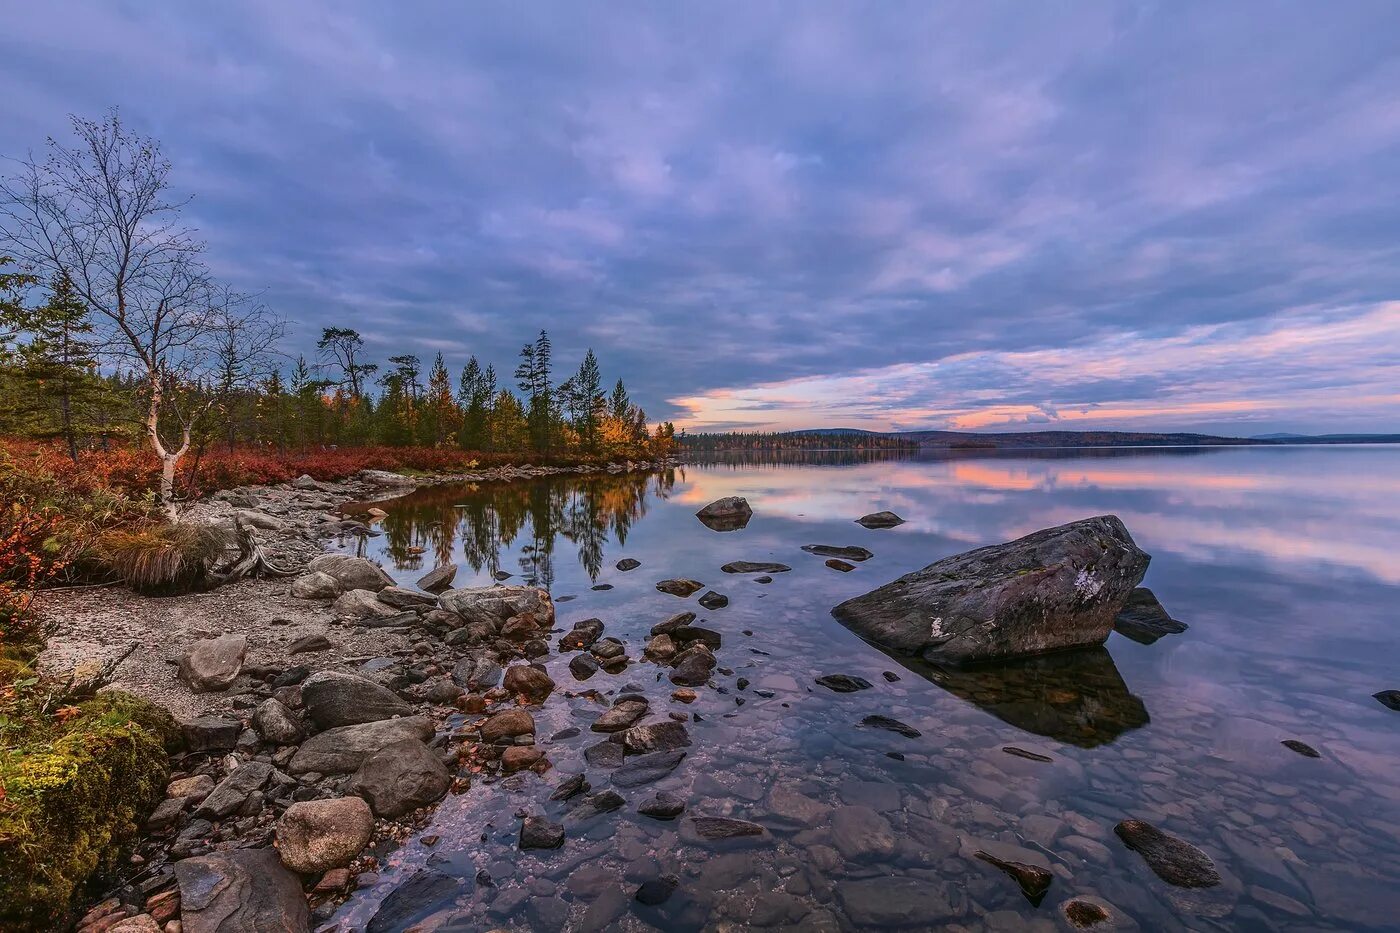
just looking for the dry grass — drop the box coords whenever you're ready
[94,522,233,594]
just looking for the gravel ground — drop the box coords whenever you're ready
[35,577,415,722]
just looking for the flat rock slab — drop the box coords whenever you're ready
[175,847,310,933]
[836,877,958,927]
[816,674,873,693]
[691,816,765,839]
[861,714,920,738]
[975,850,1053,905]
[833,515,1150,666]
[367,869,458,933]
[803,544,874,561]
[1113,587,1188,644]
[612,749,686,787]
[656,579,705,598]
[1115,819,1221,887]
[856,511,905,528]
[721,561,792,574]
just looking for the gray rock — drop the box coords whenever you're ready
[451,653,502,690]
[349,738,451,818]
[669,645,716,687]
[550,773,589,801]
[638,791,686,820]
[815,674,872,693]
[287,633,332,654]
[830,805,895,860]
[803,544,874,561]
[559,618,605,650]
[836,877,958,927]
[1113,587,1188,644]
[175,847,310,933]
[178,634,247,693]
[290,571,343,600]
[833,515,1150,665]
[622,721,691,754]
[307,553,394,592]
[856,510,905,528]
[236,509,286,531]
[569,653,600,679]
[289,716,435,775]
[366,869,457,933]
[195,762,272,820]
[416,563,458,592]
[643,634,677,663]
[182,716,241,752]
[520,816,565,849]
[1373,689,1400,710]
[697,591,728,610]
[651,611,697,635]
[695,497,752,532]
[615,558,641,571]
[330,588,401,621]
[592,698,649,733]
[301,670,413,729]
[439,585,554,628]
[275,796,373,873]
[691,816,765,839]
[672,626,722,649]
[1115,819,1220,887]
[861,714,920,738]
[253,698,304,745]
[612,750,686,787]
[721,561,792,574]
[975,849,1053,905]
[585,740,626,768]
[566,790,626,821]
[377,585,438,610]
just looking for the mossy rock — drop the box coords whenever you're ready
[0,691,179,930]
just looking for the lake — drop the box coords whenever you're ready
[333,445,1400,931]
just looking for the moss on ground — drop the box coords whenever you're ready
[0,690,179,931]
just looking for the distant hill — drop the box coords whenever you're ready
[680,428,1400,451]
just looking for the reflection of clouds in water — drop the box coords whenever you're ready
[683,448,1400,584]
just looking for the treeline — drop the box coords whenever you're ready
[679,430,919,452]
[0,279,677,463]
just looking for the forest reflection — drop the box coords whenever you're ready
[360,468,680,588]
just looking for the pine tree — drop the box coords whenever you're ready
[610,378,630,421]
[14,273,99,460]
[422,352,458,446]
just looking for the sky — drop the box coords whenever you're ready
[2,2,1398,436]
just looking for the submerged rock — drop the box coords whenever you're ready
[639,790,686,820]
[803,544,873,561]
[1115,819,1220,888]
[635,875,679,906]
[697,590,728,610]
[691,816,765,839]
[366,869,457,933]
[861,714,920,738]
[721,561,791,574]
[815,674,872,693]
[975,849,1053,905]
[826,559,855,572]
[520,816,565,849]
[612,749,686,787]
[1281,739,1321,758]
[856,510,905,528]
[1113,587,1188,644]
[833,515,1150,665]
[696,496,752,531]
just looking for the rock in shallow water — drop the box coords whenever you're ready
[975,849,1053,905]
[366,869,458,933]
[803,544,874,561]
[635,874,679,905]
[612,749,686,787]
[695,496,752,531]
[691,816,765,839]
[639,790,686,820]
[656,579,705,598]
[815,674,872,693]
[520,816,565,849]
[1113,587,1188,644]
[1281,739,1321,758]
[833,514,1150,666]
[856,510,905,528]
[1114,818,1221,888]
[1373,689,1400,710]
[861,714,920,737]
[721,561,791,574]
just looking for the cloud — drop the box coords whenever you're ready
[2,2,1399,433]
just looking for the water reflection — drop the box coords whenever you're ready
[361,469,680,587]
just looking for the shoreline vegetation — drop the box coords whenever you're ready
[0,112,683,928]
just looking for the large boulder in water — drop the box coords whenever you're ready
[695,497,752,531]
[832,515,1150,666]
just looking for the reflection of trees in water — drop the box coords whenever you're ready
[375,469,675,589]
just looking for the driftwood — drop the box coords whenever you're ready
[206,514,301,585]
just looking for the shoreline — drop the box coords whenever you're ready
[37,457,674,931]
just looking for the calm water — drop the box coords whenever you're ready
[334,446,1400,931]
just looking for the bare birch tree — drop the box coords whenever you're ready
[0,110,278,518]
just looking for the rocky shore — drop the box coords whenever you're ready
[37,459,675,933]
